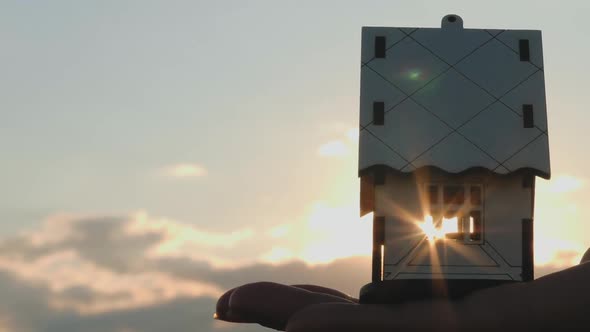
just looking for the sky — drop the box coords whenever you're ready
[1,1,589,331]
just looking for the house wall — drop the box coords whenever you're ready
[484,174,534,267]
[372,169,534,281]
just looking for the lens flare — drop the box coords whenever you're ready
[419,215,438,241]
[418,215,459,241]
[408,69,421,80]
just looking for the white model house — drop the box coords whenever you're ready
[359,15,550,286]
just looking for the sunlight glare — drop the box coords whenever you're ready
[380,244,384,281]
[299,204,372,264]
[419,215,438,241]
[441,217,459,234]
[535,237,585,266]
[419,215,459,242]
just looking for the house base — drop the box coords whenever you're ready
[359,279,518,304]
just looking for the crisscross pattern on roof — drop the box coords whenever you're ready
[359,26,550,178]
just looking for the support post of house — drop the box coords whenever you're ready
[522,218,534,281]
[372,216,385,282]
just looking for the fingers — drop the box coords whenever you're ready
[287,301,460,332]
[217,262,590,331]
[216,282,355,330]
[291,284,358,303]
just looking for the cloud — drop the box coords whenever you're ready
[127,212,254,250]
[126,212,255,268]
[1,212,255,269]
[0,211,586,332]
[1,210,368,297]
[534,238,585,267]
[0,213,257,318]
[317,127,359,158]
[317,140,349,157]
[0,249,222,315]
[266,224,290,238]
[0,212,370,331]
[298,203,372,264]
[346,128,359,142]
[534,249,587,278]
[0,267,253,332]
[534,174,589,265]
[162,164,208,178]
[538,174,584,194]
[259,247,296,263]
[0,212,370,293]
[154,255,370,298]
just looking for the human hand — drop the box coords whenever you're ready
[215,249,590,331]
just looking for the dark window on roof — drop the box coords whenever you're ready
[519,39,530,61]
[373,102,385,125]
[428,185,438,204]
[523,104,534,128]
[374,36,386,58]
[443,186,464,205]
[470,186,481,205]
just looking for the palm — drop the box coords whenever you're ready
[216,250,590,331]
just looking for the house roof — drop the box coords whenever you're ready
[358,15,551,179]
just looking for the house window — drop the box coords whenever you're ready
[443,185,464,204]
[519,39,530,61]
[522,104,534,128]
[470,186,481,205]
[428,185,438,204]
[374,36,386,58]
[373,102,385,125]
[425,183,484,244]
[469,211,482,241]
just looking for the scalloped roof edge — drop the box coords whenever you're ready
[358,165,550,180]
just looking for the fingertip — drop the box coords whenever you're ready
[228,282,288,329]
[228,282,280,311]
[217,283,280,322]
[215,287,236,321]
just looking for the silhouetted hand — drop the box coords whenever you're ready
[215,249,590,331]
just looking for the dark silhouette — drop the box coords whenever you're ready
[215,251,590,331]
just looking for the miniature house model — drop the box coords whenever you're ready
[359,15,550,292]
